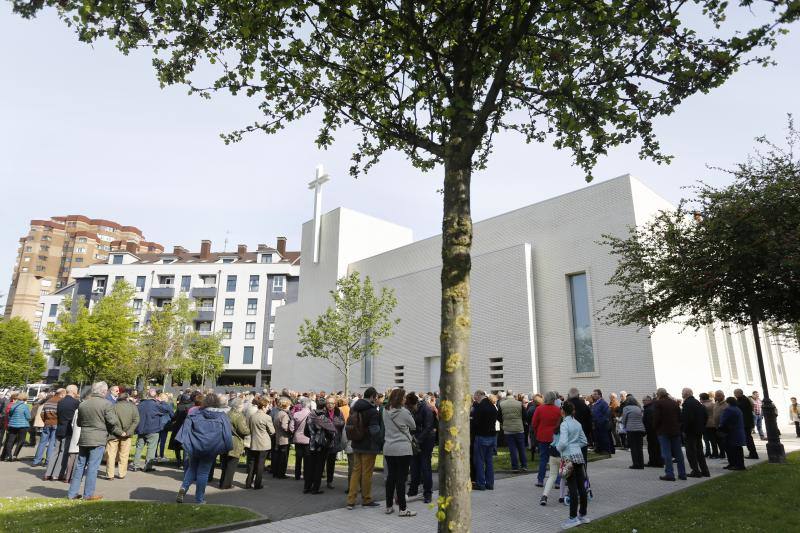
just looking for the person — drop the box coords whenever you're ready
[64,406,82,483]
[652,388,687,481]
[322,395,345,489]
[105,392,139,480]
[621,394,645,469]
[609,392,623,449]
[169,393,193,467]
[346,386,384,509]
[131,388,171,472]
[176,393,233,504]
[557,401,590,529]
[68,382,124,501]
[567,389,592,462]
[680,388,710,478]
[156,392,174,462]
[532,391,561,489]
[292,397,312,480]
[272,397,292,479]
[700,392,719,458]
[382,388,417,517]
[246,397,275,489]
[34,389,64,468]
[46,385,80,481]
[0,392,11,446]
[642,395,663,468]
[752,391,765,440]
[304,399,336,495]
[719,397,746,471]
[472,390,498,491]
[106,385,119,404]
[498,391,527,473]
[219,397,249,489]
[712,390,728,460]
[525,394,540,463]
[1,392,31,461]
[733,389,758,459]
[407,392,436,504]
[29,393,47,448]
[790,397,800,438]
[590,390,611,454]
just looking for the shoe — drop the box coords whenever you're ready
[579,515,591,524]
[723,465,733,470]
[363,501,381,507]
[85,495,103,501]
[176,488,186,503]
[561,517,582,530]
[746,455,759,460]
[702,473,711,478]
[311,490,324,495]
[659,475,676,481]
[678,475,687,481]
[398,509,417,517]
[346,504,354,510]
[535,482,544,488]
[43,476,52,481]
[558,497,564,504]
[687,472,703,478]
[474,485,486,491]
[385,507,394,515]
[69,495,82,500]
[486,486,494,490]
[423,496,431,504]
[143,467,156,472]
[521,467,528,472]
[555,484,560,490]
[539,495,547,506]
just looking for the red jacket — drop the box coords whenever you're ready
[531,404,562,444]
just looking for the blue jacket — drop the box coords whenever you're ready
[591,398,610,428]
[719,405,746,447]
[136,399,172,435]
[556,416,588,462]
[7,401,31,428]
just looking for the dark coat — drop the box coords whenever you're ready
[135,398,172,435]
[736,396,755,431]
[719,405,746,447]
[652,398,681,437]
[56,395,80,439]
[568,397,593,440]
[349,398,383,454]
[412,401,437,444]
[643,402,655,433]
[472,398,498,437]
[168,401,192,451]
[591,398,610,428]
[680,396,708,435]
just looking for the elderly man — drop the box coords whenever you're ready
[498,391,527,473]
[34,388,65,470]
[132,388,172,472]
[45,385,80,481]
[652,388,687,481]
[681,388,710,478]
[67,382,124,500]
[106,392,140,480]
[472,390,498,491]
[734,389,759,460]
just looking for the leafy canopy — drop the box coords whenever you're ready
[0,317,46,386]
[136,295,196,382]
[601,118,800,331]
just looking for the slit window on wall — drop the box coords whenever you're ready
[705,326,722,381]
[739,330,754,384]
[723,325,739,383]
[568,273,595,373]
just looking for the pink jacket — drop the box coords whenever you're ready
[292,407,311,445]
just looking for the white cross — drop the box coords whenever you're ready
[308,164,330,264]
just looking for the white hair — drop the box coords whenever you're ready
[92,381,108,395]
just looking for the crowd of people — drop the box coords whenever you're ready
[0,381,795,530]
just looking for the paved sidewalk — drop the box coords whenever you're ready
[238,433,800,533]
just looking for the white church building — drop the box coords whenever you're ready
[272,173,798,406]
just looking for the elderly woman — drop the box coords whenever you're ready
[532,391,562,491]
[2,392,31,461]
[272,397,292,479]
[323,395,346,489]
[219,397,250,489]
[292,397,313,480]
[245,397,275,489]
[621,395,646,469]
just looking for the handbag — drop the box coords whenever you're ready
[388,411,419,455]
[559,458,574,479]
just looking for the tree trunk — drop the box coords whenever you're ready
[438,147,473,533]
[750,317,786,463]
[344,361,350,398]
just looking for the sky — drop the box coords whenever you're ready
[1,5,799,309]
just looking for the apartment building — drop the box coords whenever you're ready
[39,238,299,387]
[5,215,163,326]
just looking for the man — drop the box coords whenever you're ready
[67,381,124,500]
[652,388,687,481]
[407,392,436,503]
[734,389,759,459]
[472,390,498,491]
[590,389,611,454]
[131,388,171,472]
[346,386,383,510]
[34,389,64,469]
[498,392,527,473]
[680,388,710,478]
[45,385,80,481]
[106,385,120,404]
[106,392,140,480]
[712,390,728,460]
[751,391,765,440]
[567,388,592,464]
[642,395,663,467]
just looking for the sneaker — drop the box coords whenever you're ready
[363,501,381,507]
[385,507,394,515]
[346,504,354,510]
[579,515,591,524]
[176,488,186,503]
[561,517,582,530]
[398,509,417,517]
[539,495,547,506]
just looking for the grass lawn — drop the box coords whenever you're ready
[582,450,800,532]
[0,498,259,533]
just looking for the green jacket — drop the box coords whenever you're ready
[499,398,525,434]
[77,393,123,447]
[228,409,250,457]
[111,400,140,440]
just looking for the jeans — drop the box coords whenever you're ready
[755,415,764,438]
[537,442,551,483]
[68,445,105,498]
[505,432,527,470]
[181,455,214,503]
[385,455,411,510]
[657,435,686,478]
[133,432,159,469]
[45,437,69,479]
[473,435,496,489]
[34,426,57,466]
[157,428,169,458]
[409,439,434,498]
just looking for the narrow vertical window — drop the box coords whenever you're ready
[723,325,739,382]
[706,326,722,380]
[739,330,754,384]
[222,346,230,364]
[568,273,595,373]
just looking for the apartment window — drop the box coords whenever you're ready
[158,275,174,286]
[568,273,595,373]
[221,257,235,264]
[243,346,254,364]
[48,304,58,317]
[224,298,235,315]
[133,299,142,312]
[33,320,41,330]
[226,275,237,291]
[199,274,216,285]
[77,237,87,243]
[245,322,256,339]
[36,265,46,272]
[260,254,273,264]
[95,278,107,292]
[38,255,47,261]
[269,323,276,340]
[112,254,124,264]
[247,298,257,315]
[135,276,146,292]
[162,258,175,264]
[222,322,233,339]
[24,257,30,262]
[43,340,51,351]
[40,245,49,252]
[76,247,86,253]
[249,275,260,292]
[489,357,504,392]
[94,254,107,260]
[74,258,83,263]
[362,354,373,385]
[155,298,172,309]
[41,235,51,241]
[394,365,405,386]
[181,275,191,292]
[197,298,214,309]
[40,289,49,296]
[722,325,739,382]
[114,276,125,286]
[706,326,722,380]
[272,276,285,292]
[222,346,230,364]
[25,246,33,252]
[197,322,212,333]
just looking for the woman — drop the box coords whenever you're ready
[220,398,250,489]
[790,397,799,438]
[304,399,335,495]
[383,388,417,517]
[246,397,275,489]
[292,397,312,480]
[621,395,646,469]
[557,401,590,530]
[176,394,233,504]
[539,413,562,506]
[719,397,746,471]
[532,391,561,489]
[1,392,31,461]
[322,395,345,489]
[169,393,193,467]
[156,392,174,462]
[272,398,292,479]
[699,392,718,458]
[609,392,622,450]
[526,394,542,463]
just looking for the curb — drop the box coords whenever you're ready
[187,516,271,533]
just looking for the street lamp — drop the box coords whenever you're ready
[750,319,786,463]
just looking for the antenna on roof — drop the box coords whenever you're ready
[223,229,230,252]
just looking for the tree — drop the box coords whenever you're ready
[601,119,800,463]
[297,272,398,396]
[47,281,138,383]
[177,333,225,388]
[0,317,46,386]
[10,1,799,528]
[135,295,195,384]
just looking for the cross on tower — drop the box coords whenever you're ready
[308,164,330,264]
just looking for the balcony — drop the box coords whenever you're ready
[194,309,215,322]
[150,286,175,298]
[191,286,217,298]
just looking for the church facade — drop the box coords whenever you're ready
[271,174,798,406]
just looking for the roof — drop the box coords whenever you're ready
[123,248,301,265]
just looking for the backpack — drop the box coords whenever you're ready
[345,409,366,442]
[179,410,232,458]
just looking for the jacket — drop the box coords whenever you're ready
[702,400,716,428]
[56,395,80,438]
[383,407,417,457]
[736,396,755,431]
[111,400,140,440]
[249,409,275,451]
[652,398,681,437]
[556,416,588,463]
[307,410,337,452]
[322,407,345,453]
[68,411,81,453]
[292,407,311,445]
[591,398,610,428]
[568,397,593,440]
[531,404,561,444]
[135,399,172,435]
[472,398,498,437]
[719,405,746,447]
[349,398,383,454]
[498,398,524,434]
[412,401,436,444]
[41,397,61,427]
[712,400,728,426]
[7,401,31,429]
[621,404,645,433]
[273,408,292,447]
[680,396,708,435]
[77,393,123,447]
[227,409,250,457]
